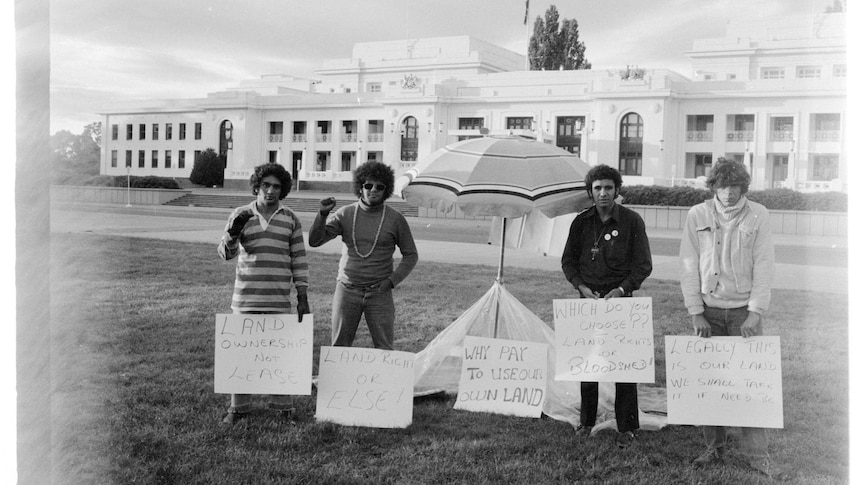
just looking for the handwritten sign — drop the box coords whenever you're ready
[214,313,313,395]
[315,347,415,428]
[665,336,783,428]
[454,336,548,418]
[553,298,655,382]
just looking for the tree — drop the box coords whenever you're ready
[825,0,844,12]
[528,5,590,71]
[189,148,224,187]
[51,121,101,183]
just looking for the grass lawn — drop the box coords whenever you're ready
[49,233,848,484]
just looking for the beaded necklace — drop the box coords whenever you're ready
[352,204,386,258]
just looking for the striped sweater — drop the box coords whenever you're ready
[218,201,309,313]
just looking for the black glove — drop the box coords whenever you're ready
[227,209,254,240]
[296,294,310,323]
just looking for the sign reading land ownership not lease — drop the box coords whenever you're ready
[665,336,783,428]
[315,346,415,428]
[553,297,655,383]
[454,336,548,418]
[214,313,313,395]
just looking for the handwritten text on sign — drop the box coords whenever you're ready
[665,336,783,428]
[454,336,548,418]
[315,347,415,428]
[553,298,655,383]
[214,313,313,395]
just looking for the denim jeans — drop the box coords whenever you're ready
[331,280,395,350]
[700,305,769,459]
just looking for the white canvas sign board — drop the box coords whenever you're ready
[665,336,784,428]
[315,347,415,428]
[553,297,655,383]
[454,336,548,418]
[214,313,313,395]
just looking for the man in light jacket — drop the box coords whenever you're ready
[680,158,791,480]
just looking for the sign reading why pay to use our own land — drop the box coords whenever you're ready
[454,336,548,418]
[553,297,655,383]
[665,336,783,428]
[214,313,313,395]
[315,346,415,428]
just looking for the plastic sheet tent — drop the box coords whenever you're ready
[413,282,668,433]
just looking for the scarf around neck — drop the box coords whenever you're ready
[713,194,747,222]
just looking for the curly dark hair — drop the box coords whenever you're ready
[250,163,292,199]
[352,161,395,200]
[584,164,623,200]
[706,158,750,194]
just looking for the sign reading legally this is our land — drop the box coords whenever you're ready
[214,313,313,395]
[665,336,784,428]
[454,336,548,418]
[553,297,655,383]
[315,346,415,428]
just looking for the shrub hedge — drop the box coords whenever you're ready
[619,185,847,212]
[73,175,181,189]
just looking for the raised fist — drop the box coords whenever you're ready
[227,209,254,240]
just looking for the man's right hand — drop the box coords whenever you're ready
[319,196,337,215]
[227,209,254,240]
[578,285,600,299]
[692,314,711,338]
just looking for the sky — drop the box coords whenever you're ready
[49,0,841,134]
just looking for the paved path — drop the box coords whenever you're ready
[51,203,847,294]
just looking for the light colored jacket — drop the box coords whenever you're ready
[679,197,774,315]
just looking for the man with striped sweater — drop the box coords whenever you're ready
[218,163,310,424]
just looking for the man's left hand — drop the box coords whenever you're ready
[376,279,394,292]
[741,311,761,338]
[604,287,624,300]
[296,294,310,322]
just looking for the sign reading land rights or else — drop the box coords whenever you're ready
[665,336,783,428]
[553,297,655,383]
[214,313,313,395]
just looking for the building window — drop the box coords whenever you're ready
[811,154,839,181]
[342,121,357,142]
[316,121,331,142]
[341,151,356,172]
[194,122,202,140]
[367,120,384,142]
[178,150,186,169]
[125,150,132,167]
[811,113,841,141]
[152,150,158,168]
[111,124,118,140]
[556,116,585,157]
[833,64,847,77]
[769,117,794,141]
[693,153,713,178]
[367,151,382,164]
[293,121,307,142]
[458,117,484,141]
[686,115,714,142]
[726,114,755,141]
[111,150,117,167]
[165,150,172,168]
[269,121,284,142]
[727,74,737,80]
[400,116,418,161]
[166,123,173,140]
[139,124,146,140]
[179,123,186,140]
[153,123,159,140]
[268,151,279,164]
[138,150,145,168]
[619,112,643,176]
[506,116,533,130]
[367,82,382,93]
[796,66,821,79]
[194,150,201,164]
[126,125,133,140]
[315,151,330,171]
[760,68,785,80]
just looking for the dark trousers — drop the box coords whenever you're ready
[578,282,639,432]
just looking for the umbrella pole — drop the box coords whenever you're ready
[493,218,507,338]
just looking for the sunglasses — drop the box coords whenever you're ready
[362,183,387,191]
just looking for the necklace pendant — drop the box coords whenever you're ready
[590,246,599,261]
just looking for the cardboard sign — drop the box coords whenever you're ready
[214,313,313,395]
[315,347,415,428]
[665,336,783,428]
[553,297,655,383]
[454,336,548,418]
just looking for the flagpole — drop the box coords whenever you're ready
[524,0,530,71]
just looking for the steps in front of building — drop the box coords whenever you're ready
[164,193,419,217]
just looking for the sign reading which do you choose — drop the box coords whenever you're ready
[553,297,655,383]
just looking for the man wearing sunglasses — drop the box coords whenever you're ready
[309,161,418,350]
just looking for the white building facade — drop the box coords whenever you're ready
[99,13,846,193]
